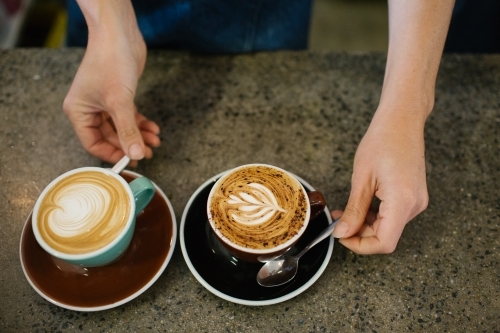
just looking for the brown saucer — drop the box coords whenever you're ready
[19,170,177,311]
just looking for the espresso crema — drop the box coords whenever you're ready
[209,165,307,249]
[36,171,131,254]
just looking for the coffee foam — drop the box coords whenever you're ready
[209,165,307,249]
[37,171,130,254]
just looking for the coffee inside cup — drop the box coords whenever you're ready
[208,165,308,250]
[36,170,131,254]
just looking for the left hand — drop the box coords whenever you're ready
[63,0,160,166]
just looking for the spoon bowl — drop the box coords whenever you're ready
[256,218,339,287]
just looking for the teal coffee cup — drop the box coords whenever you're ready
[32,167,155,267]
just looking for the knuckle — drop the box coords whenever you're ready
[399,188,418,205]
[398,187,429,213]
[343,204,365,220]
[105,97,121,112]
[419,192,429,212]
[380,242,398,254]
[62,96,74,116]
[106,94,134,114]
[119,127,139,140]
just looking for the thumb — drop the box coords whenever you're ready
[333,180,373,238]
[110,102,145,160]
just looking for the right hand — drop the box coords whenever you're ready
[331,108,429,254]
[329,0,454,254]
[63,1,160,165]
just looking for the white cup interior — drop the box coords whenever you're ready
[32,167,135,261]
[206,163,311,255]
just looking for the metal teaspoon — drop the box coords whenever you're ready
[256,218,340,287]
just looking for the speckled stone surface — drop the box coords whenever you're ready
[1,49,499,332]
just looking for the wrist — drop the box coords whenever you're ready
[76,0,114,29]
[76,0,146,67]
[76,0,137,37]
[377,62,437,125]
[379,71,435,119]
[371,102,429,135]
[376,85,434,126]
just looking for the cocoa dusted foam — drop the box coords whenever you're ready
[37,171,131,254]
[209,165,307,249]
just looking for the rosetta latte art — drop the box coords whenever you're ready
[228,183,287,225]
[37,171,130,254]
[209,165,307,249]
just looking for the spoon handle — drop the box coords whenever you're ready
[295,217,340,260]
[111,155,130,174]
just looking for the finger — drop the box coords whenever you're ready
[127,145,154,165]
[109,101,146,160]
[103,113,159,149]
[332,176,374,239]
[330,210,343,220]
[137,114,160,134]
[137,115,161,147]
[127,159,139,168]
[364,209,378,225]
[331,209,377,227]
[355,217,379,238]
[86,139,126,164]
[99,117,122,149]
[83,114,125,162]
[332,209,379,248]
[340,202,406,254]
[67,111,123,163]
[339,235,383,255]
[143,145,154,159]
[140,129,161,147]
[102,116,157,159]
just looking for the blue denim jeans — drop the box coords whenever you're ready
[445,0,500,53]
[66,0,313,53]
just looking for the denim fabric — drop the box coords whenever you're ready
[445,0,500,53]
[66,0,313,53]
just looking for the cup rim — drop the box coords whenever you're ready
[32,166,136,261]
[206,163,311,255]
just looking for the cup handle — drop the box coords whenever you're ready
[307,191,327,220]
[129,177,156,215]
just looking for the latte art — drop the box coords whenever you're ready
[209,165,307,249]
[37,171,131,254]
[228,183,287,225]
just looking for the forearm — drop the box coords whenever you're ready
[75,0,141,42]
[73,0,145,76]
[379,0,455,124]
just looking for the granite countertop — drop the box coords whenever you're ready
[1,49,499,332]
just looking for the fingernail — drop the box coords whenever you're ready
[128,143,144,160]
[332,221,349,238]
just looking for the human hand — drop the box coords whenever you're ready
[329,0,455,254]
[331,110,429,254]
[63,0,160,165]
